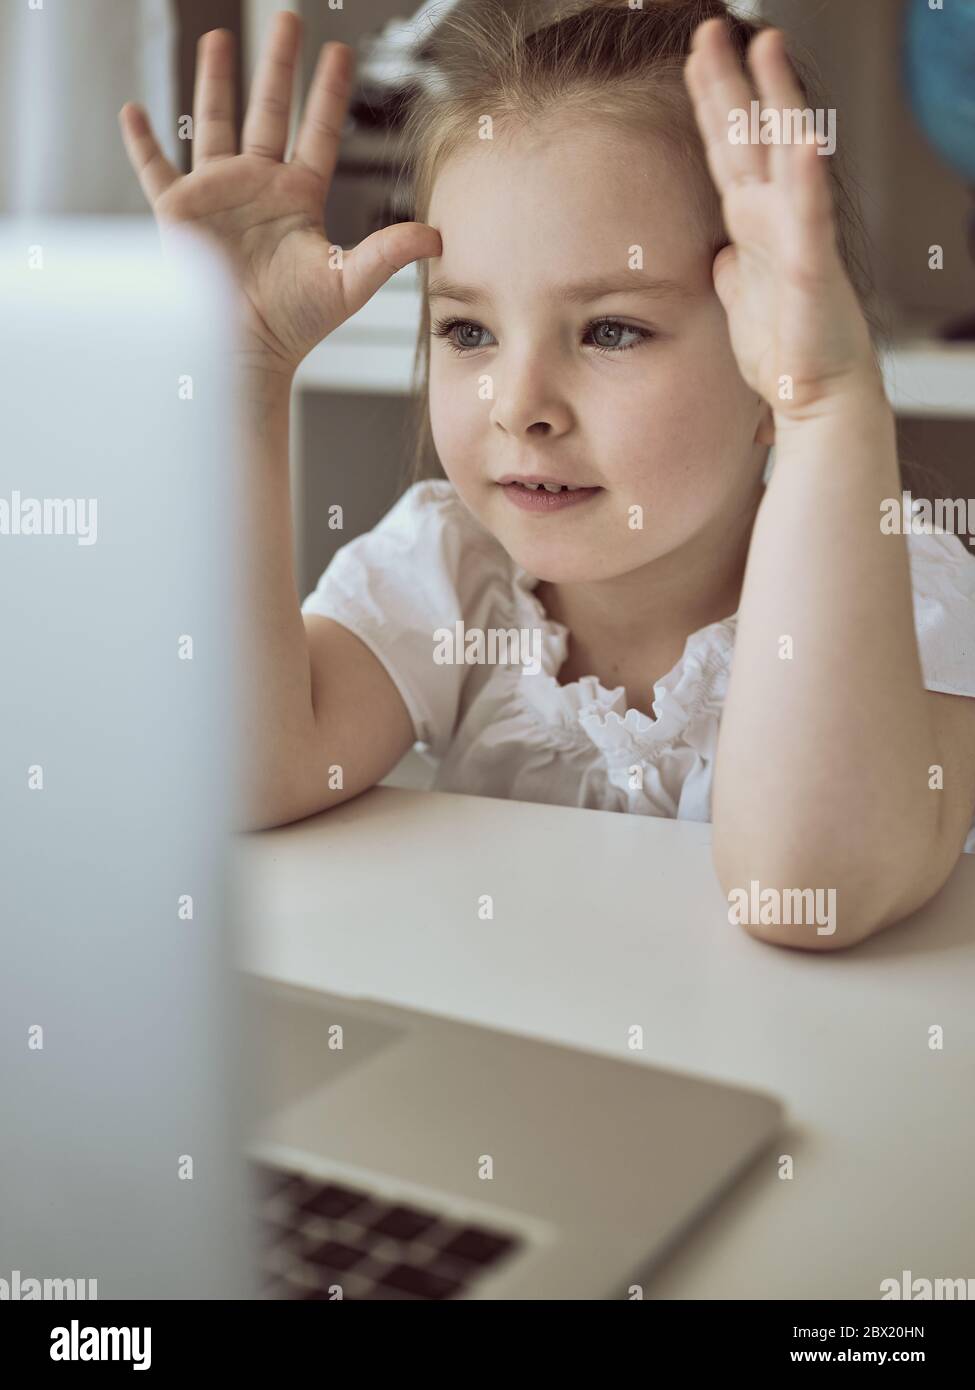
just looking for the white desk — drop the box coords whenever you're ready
[235,785,975,1299]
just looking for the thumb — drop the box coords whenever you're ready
[341,222,442,319]
[712,243,739,316]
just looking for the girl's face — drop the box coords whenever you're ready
[425,120,770,585]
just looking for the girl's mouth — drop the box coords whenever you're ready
[499,481,603,513]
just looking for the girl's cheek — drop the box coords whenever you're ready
[587,369,694,476]
[429,378,478,482]
[589,359,756,508]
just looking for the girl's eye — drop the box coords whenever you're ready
[431,318,496,353]
[431,316,654,356]
[584,319,654,354]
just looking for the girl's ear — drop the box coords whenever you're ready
[755,402,775,447]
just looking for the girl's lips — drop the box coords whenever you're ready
[499,481,603,513]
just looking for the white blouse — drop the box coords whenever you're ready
[301,479,975,854]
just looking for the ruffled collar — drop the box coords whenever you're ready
[507,560,737,762]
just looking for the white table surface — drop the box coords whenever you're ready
[234,784,975,1299]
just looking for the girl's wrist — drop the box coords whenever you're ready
[234,346,298,384]
[236,361,295,449]
[771,361,891,438]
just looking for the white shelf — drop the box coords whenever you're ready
[298,337,419,394]
[879,339,975,419]
[296,274,975,418]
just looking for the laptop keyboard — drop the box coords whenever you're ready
[251,1161,523,1300]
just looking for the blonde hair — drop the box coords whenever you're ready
[393,0,925,497]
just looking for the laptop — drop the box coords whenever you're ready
[0,219,783,1301]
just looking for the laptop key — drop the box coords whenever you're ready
[299,1183,369,1220]
[253,1163,523,1299]
[368,1204,440,1242]
[376,1263,463,1300]
[438,1227,519,1266]
[303,1239,367,1272]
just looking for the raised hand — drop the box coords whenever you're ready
[683,19,879,420]
[119,12,440,375]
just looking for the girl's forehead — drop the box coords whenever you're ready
[426,128,713,270]
[429,119,675,197]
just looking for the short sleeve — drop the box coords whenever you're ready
[907,528,975,854]
[907,528,975,698]
[300,479,490,759]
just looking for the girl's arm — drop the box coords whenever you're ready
[684,20,975,949]
[119,18,437,829]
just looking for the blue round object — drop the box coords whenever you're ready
[903,0,975,182]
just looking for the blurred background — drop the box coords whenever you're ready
[2,0,972,601]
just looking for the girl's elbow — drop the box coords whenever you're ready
[712,845,893,952]
[712,811,962,950]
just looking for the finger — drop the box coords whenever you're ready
[192,28,237,167]
[118,103,180,205]
[685,18,767,194]
[241,9,302,161]
[786,136,837,253]
[746,29,806,188]
[748,24,797,94]
[292,42,352,185]
[340,223,442,320]
[747,31,836,241]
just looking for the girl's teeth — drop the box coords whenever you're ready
[520,482,584,492]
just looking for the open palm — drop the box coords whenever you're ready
[119,12,440,375]
[684,20,877,419]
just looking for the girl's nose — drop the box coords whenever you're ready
[487,365,574,439]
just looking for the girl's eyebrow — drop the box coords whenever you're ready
[426,273,693,305]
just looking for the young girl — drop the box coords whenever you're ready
[120,0,975,950]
